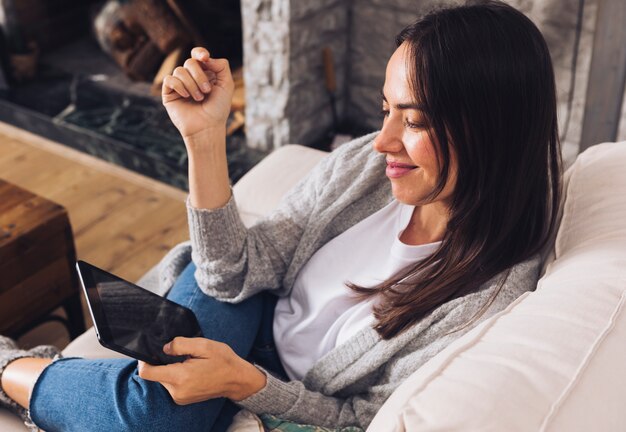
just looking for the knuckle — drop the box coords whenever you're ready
[173,66,185,76]
[224,344,236,358]
[184,58,195,68]
[215,341,230,356]
[216,341,228,351]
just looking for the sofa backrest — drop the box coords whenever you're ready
[367,142,626,431]
[233,144,327,227]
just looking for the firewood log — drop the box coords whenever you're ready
[126,0,189,53]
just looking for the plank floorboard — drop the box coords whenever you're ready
[0,122,190,349]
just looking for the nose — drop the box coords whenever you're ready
[373,116,404,154]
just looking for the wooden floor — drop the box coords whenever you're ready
[0,121,190,349]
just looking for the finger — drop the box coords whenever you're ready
[138,361,180,383]
[190,50,217,83]
[162,75,189,99]
[184,58,212,94]
[173,67,204,101]
[165,337,213,358]
[203,58,234,91]
[191,47,211,62]
[204,69,218,85]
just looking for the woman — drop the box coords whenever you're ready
[0,1,561,430]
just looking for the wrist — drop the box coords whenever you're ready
[228,361,267,401]
[183,127,226,151]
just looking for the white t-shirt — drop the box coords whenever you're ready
[273,200,441,380]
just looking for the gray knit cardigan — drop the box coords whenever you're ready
[154,132,541,429]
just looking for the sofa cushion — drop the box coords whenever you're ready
[62,327,130,359]
[367,142,626,431]
[0,409,25,431]
[233,144,327,226]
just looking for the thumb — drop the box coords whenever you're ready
[164,337,211,358]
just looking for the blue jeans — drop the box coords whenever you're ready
[30,262,287,432]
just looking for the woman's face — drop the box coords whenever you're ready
[373,42,457,208]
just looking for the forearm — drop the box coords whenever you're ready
[185,127,231,210]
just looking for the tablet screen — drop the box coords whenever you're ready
[77,261,202,364]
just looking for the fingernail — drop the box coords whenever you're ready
[201,83,211,93]
[194,91,204,101]
[163,343,171,353]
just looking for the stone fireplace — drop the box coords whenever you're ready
[240,0,613,164]
[241,0,433,150]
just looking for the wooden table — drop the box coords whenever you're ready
[0,178,85,340]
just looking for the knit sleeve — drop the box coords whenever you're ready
[235,368,379,429]
[187,166,325,302]
[186,133,377,303]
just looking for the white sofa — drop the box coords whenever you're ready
[1,141,625,431]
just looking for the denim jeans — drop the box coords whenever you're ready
[30,262,287,432]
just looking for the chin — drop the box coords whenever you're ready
[392,181,442,205]
[391,190,426,206]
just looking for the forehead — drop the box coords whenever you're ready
[382,43,415,104]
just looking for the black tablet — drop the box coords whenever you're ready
[76,260,203,365]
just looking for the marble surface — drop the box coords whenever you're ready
[0,43,267,190]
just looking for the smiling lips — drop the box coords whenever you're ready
[386,160,418,178]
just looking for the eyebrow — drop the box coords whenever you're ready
[380,89,424,110]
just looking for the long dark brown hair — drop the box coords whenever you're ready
[349,0,562,340]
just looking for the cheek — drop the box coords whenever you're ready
[404,131,438,172]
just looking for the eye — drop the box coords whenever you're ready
[404,119,426,129]
[380,109,390,118]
